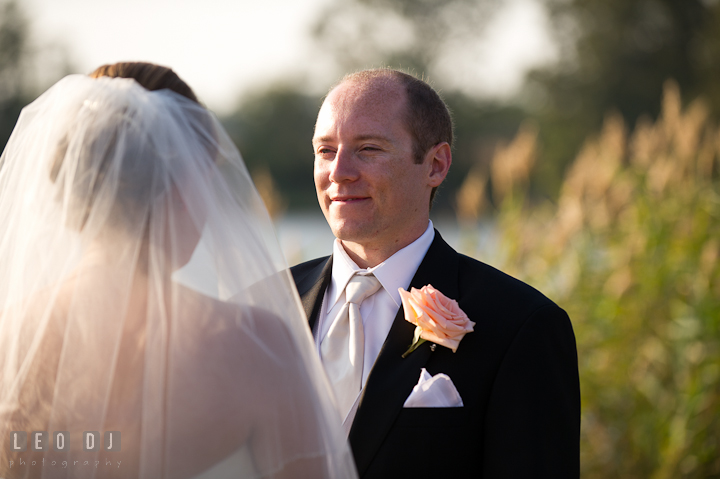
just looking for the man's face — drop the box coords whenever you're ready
[312,81,432,252]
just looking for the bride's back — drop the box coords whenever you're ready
[0,63,356,479]
[2,276,331,478]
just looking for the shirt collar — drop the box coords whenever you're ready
[328,221,435,309]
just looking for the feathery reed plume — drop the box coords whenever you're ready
[251,167,286,219]
[457,78,720,478]
[490,121,537,203]
[455,166,487,222]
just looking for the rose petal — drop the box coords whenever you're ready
[399,288,419,325]
[398,285,475,354]
[419,330,461,352]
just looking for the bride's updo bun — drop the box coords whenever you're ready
[48,62,216,232]
[89,62,199,104]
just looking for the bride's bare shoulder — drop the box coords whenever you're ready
[174,285,301,361]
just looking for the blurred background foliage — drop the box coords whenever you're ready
[462,81,720,478]
[527,0,720,198]
[221,0,720,211]
[2,0,720,475]
[0,0,32,151]
[4,0,720,212]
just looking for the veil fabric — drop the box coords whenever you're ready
[0,75,356,479]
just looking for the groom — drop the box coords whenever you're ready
[291,69,580,478]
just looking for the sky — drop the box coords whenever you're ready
[23,0,557,115]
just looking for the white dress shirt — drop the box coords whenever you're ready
[315,221,435,428]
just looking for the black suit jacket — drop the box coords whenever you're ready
[291,231,580,478]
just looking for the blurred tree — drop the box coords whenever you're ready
[311,0,564,207]
[311,0,720,201]
[220,85,527,212]
[229,0,720,211]
[309,0,531,213]
[527,0,720,196]
[312,0,499,76]
[221,87,323,210]
[0,0,31,151]
[438,94,527,211]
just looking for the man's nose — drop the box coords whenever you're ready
[328,147,359,183]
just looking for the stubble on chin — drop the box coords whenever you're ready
[325,205,367,240]
[330,222,364,243]
[330,218,376,247]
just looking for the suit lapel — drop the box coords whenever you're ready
[348,231,460,476]
[294,256,333,332]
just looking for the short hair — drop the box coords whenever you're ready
[337,69,452,204]
[339,69,453,164]
[90,62,199,104]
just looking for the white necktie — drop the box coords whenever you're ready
[321,273,381,418]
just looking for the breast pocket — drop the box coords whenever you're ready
[394,406,469,428]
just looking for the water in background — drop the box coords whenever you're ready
[175,209,498,298]
[272,210,499,267]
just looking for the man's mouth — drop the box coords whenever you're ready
[331,196,369,203]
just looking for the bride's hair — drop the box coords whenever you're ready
[48,63,209,231]
[89,62,199,103]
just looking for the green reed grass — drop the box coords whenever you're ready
[457,80,720,478]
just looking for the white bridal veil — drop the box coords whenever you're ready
[0,75,356,479]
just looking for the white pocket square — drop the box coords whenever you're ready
[403,368,464,408]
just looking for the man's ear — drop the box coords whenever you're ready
[426,142,452,187]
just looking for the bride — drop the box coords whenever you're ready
[0,63,356,478]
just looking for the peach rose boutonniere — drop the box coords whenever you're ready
[398,285,475,358]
